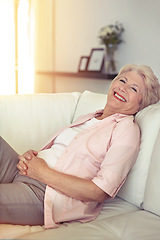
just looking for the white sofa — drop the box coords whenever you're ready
[0,90,160,240]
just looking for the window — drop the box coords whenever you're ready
[0,0,15,94]
[18,0,34,94]
[0,0,34,95]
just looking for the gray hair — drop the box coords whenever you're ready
[113,64,160,110]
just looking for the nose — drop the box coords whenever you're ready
[119,85,127,93]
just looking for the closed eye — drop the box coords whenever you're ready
[120,79,126,83]
[131,87,138,92]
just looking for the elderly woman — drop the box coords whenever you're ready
[0,64,160,228]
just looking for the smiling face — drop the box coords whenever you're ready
[104,71,145,116]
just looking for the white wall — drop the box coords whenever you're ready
[55,0,160,79]
[34,0,55,72]
[33,0,55,93]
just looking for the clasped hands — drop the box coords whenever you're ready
[17,150,107,202]
[17,150,48,182]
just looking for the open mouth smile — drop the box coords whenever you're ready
[114,92,127,102]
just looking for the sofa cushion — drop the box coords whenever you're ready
[143,128,160,215]
[0,224,44,240]
[0,197,138,240]
[73,90,107,121]
[0,92,80,154]
[6,201,160,240]
[118,103,160,207]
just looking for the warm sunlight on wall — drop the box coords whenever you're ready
[0,0,15,95]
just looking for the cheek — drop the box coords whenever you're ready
[132,95,142,110]
[109,81,117,91]
[137,98,144,111]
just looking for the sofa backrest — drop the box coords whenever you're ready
[0,92,80,154]
[74,91,160,208]
[117,103,160,207]
[73,91,107,121]
[143,128,160,216]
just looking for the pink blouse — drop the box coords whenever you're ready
[42,111,140,229]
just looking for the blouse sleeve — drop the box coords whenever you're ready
[92,118,140,198]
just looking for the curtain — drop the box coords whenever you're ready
[0,0,35,95]
[0,0,15,95]
[0,0,55,95]
[18,0,35,94]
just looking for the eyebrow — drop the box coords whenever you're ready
[118,76,128,82]
[123,77,128,81]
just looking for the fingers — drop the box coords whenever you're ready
[17,155,29,175]
[18,155,27,162]
[17,149,38,176]
[23,151,32,160]
[18,149,38,162]
[32,150,38,156]
[17,160,27,175]
[24,150,38,159]
[17,159,27,169]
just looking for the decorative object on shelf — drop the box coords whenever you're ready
[86,48,104,72]
[98,22,124,74]
[78,56,89,72]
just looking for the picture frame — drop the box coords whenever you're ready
[86,48,104,72]
[78,56,89,72]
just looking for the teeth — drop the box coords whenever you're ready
[115,93,126,102]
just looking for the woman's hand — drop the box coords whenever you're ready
[17,150,37,175]
[17,150,108,203]
[17,150,49,182]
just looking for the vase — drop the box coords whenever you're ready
[103,44,117,74]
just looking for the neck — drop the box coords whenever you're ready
[99,104,116,119]
[96,108,115,120]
